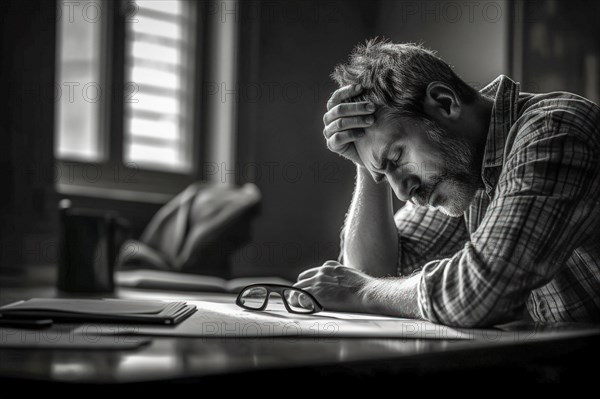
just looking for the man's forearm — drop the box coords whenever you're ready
[342,166,398,277]
[360,274,422,319]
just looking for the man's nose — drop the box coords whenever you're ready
[393,175,421,201]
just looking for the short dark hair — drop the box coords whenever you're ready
[331,38,477,120]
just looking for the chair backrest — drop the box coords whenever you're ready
[117,182,261,275]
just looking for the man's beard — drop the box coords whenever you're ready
[411,117,482,217]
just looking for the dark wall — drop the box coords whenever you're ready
[234,0,380,278]
[375,0,510,89]
[520,0,600,102]
[0,1,58,273]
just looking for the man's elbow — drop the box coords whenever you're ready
[430,301,527,328]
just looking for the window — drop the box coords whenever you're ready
[124,0,196,172]
[55,0,103,161]
[54,0,200,198]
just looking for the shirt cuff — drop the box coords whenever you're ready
[416,259,446,324]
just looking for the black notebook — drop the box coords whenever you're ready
[0,298,197,325]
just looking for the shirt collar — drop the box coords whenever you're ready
[479,75,520,192]
[480,75,519,199]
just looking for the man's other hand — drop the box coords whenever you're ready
[293,260,373,313]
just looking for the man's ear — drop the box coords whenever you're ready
[423,82,461,121]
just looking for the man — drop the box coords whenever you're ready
[294,39,600,327]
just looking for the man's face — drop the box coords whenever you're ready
[355,113,482,217]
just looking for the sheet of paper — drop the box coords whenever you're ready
[117,269,294,293]
[74,300,472,339]
[117,269,229,292]
[225,277,294,292]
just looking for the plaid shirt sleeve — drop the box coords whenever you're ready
[394,203,469,276]
[418,109,600,327]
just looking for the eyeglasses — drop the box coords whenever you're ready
[235,284,323,314]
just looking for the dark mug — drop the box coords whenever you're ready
[57,200,130,293]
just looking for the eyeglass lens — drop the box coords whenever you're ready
[239,286,317,313]
[283,288,317,313]
[238,286,268,309]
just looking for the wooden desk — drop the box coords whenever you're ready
[1,285,599,386]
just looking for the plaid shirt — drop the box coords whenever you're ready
[343,75,600,327]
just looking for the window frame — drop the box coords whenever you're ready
[55,0,207,200]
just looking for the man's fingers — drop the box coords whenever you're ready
[297,266,322,281]
[323,115,374,139]
[297,262,340,282]
[326,131,364,152]
[323,102,375,125]
[322,84,372,168]
[285,291,315,309]
[293,277,315,289]
[297,266,321,281]
[297,294,314,309]
[326,84,362,111]
[294,275,336,289]
[286,291,301,307]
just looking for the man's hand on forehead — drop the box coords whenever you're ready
[322,84,377,167]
